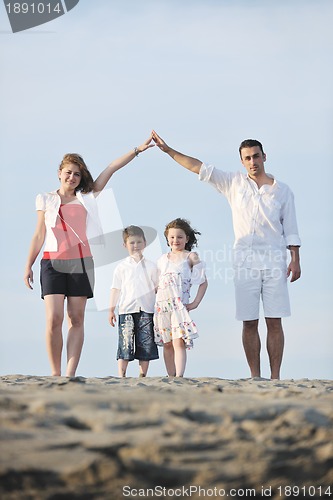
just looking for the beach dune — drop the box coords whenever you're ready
[0,375,332,499]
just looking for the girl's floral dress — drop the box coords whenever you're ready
[154,253,206,349]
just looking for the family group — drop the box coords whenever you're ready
[24,131,301,380]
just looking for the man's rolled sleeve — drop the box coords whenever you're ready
[282,189,301,248]
[285,235,301,248]
[198,163,214,182]
[198,163,233,196]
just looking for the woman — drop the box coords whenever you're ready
[24,137,154,377]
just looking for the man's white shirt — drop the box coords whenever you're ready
[199,163,301,269]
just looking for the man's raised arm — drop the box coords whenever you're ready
[152,130,202,174]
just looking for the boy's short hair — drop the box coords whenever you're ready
[122,225,146,243]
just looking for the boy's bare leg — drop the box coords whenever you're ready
[118,359,129,377]
[139,360,149,377]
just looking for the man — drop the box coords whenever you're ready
[152,130,301,380]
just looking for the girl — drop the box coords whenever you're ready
[24,137,154,377]
[154,218,208,377]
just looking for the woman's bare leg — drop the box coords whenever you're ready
[44,294,65,376]
[66,296,87,377]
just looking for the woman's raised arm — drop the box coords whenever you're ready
[92,135,155,196]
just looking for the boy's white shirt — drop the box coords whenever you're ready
[111,255,157,314]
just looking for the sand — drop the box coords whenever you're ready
[0,375,332,499]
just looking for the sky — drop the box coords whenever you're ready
[0,0,332,380]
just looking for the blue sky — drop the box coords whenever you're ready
[1,0,332,379]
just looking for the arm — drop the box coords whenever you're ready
[151,265,159,294]
[282,188,301,282]
[109,288,120,327]
[187,280,208,311]
[287,246,301,282]
[24,211,46,289]
[186,252,208,311]
[152,130,203,174]
[93,135,155,196]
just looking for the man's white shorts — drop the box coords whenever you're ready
[234,267,291,321]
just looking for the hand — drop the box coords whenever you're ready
[109,311,117,327]
[287,262,301,282]
[152,130,170,153]
[136,134,156,154]
[24,268,33,290]
[186,301,198,312]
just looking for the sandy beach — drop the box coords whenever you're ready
[0,375,332,499]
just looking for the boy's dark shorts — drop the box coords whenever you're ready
[117,311,159,361]
[40,258,94,299]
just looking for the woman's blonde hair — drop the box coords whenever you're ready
[59,154,94,193]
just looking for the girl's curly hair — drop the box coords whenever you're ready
[164,218,201,251]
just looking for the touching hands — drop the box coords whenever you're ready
[152,130,170,153]
[137,134,156,154]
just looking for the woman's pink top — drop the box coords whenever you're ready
[43,204,92,260]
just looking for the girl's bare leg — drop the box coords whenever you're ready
[163,341,176,376]
[173,338,187,377]
[44,294,65,376]
[66,296,87,377]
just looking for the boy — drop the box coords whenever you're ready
[109,226,159,377]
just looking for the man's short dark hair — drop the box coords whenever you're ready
[239,139,265,158]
